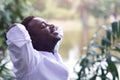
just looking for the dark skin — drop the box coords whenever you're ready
[6,16,61,54]
[26,18,61,53]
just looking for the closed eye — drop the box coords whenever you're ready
[40,22,47,29]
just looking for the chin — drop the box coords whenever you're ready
[54,34,62,41]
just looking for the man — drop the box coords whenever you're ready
[6,16,69,80]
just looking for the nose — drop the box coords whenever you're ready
[48,24,56,33]
[49,24,55,28]
[49,24,56,30]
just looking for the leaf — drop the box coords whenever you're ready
[116,21,120,38]
[80,57,89,67]
[112,55,120,63]
[90,74,97,80]
[117,21,120,38]
[111,21,118,42]
[101,37,111,50]
[111,21,117,36]
[0,61,8,73]
[101,67,107,80]
[112,44,120,52]
[106,55,119,80]
[106,29,112,42]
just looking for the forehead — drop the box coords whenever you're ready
[33,17,46,23]
[29,17,47,26]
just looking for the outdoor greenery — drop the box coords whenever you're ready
[1,0,120,80]
[74,21,120,80]
[0,0,32,79]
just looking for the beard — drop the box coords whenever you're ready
[32,38,59,52]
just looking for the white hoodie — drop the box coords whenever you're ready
[6,23,69,80]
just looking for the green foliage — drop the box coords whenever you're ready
[33,0,46,11]
[0,0,32,79]
[74,21,120,80]
[32,0,75,20]
[56,0,72,9]
[41,8,75,20]
[77,0,120,19]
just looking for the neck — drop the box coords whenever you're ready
[33,42,56,54]
[42,48,54,54]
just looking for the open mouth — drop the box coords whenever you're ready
[49,26,63,38]
[52,31,59,35]
[50,27,57,33]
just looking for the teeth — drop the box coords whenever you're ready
[53,31,58,35]
[54,31,57,33]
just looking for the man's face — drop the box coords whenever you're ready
[27,18,63,44]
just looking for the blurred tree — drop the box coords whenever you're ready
[75,0,120,79]
[77,0,89,51]
[88,0,120,22]
[33,0,46,11]
[76,0,120,52]
[0,0,32,49]
[74,19,120,80]
[56,0,72,9]
[0,0,32,79]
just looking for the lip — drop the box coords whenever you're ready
[49,26,63,38]
[52,31,58,35]
[50,27,57,33]
[52,29,63,38]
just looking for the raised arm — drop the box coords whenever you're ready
[6,23,39,78]
[6,23,31,47]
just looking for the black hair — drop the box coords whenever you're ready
[21,16,35,29]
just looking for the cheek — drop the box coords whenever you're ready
[40,29,50,36]
[27,26,38,35]
[36,30,50,39]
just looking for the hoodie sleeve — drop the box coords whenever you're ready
[6,23,40,78]
[6,23,31,47]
